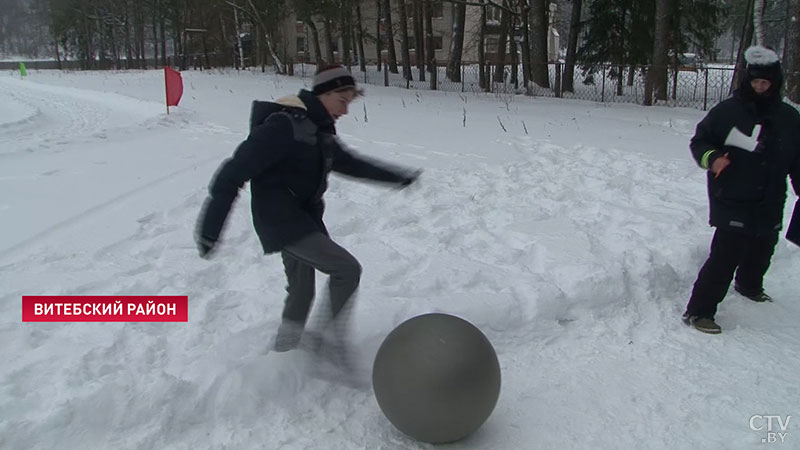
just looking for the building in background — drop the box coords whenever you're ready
[280,1,560,68]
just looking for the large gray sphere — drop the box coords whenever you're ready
[372,313,501,444]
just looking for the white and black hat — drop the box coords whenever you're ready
[744,45,782,85]
[312,65,357,95]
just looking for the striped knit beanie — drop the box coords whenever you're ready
[312,65,356,95]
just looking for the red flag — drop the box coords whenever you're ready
[164,67,183,110]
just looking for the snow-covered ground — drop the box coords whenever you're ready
[1,69,798,449]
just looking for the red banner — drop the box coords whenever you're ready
[164,67,183,107]
[22,296,188,322]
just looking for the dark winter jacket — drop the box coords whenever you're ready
[690,79,800,236]
[196,89,416,254]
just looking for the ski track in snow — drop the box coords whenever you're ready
[2,71,799,450]
[0,77,162,156]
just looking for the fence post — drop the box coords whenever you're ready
[703,68,709,111]
[384,60,389,87]
[461,64,465,92]
[601,65,606,103]
[554,62,562,98]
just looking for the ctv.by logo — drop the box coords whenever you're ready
[750,415,791,444]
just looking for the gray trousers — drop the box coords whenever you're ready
[280,232,362,323]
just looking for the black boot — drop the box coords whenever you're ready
[734,283,773,302]
[273,320,305,352]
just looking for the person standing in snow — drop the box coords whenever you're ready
[194,65,421,353]
[683,46,800,334]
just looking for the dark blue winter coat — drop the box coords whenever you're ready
[196,89,414,254]
[690,78,800,236]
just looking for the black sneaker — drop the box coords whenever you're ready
[682,313,722,334]
[734,284,773,302]
[273,320,305,352]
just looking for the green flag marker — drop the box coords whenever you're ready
[19,62,27,77]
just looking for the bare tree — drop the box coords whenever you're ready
[376,0,383,68]
[305,20,325,66]
[340,6,352,67]
[355,2,367,72]
[530,0,549,88]
[397,0,413,79]
[519,0,532,91]
[413,0,425,80]
[644,0,671,105]
[562,0,582,93]
[785,0,800,102]
[753,0,766,45]
[494,0,511,85]
[383,0,399,72]
[321,17,335,63]
[424,0,436,88]
[446,1,467,81]
[478,0,487,89]
[731,0,756,93]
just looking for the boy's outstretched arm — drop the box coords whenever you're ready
[329,135,421,187]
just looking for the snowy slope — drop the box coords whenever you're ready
[1,69,798,450]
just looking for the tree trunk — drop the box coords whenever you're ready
[562,0,582,92]
[785,0,800,102]
[135,5,146,69]
[424,0,436,88]
[160,16,167,67]
[397,0,413,79]
[519,0,532,92]
[510,24,519,87]
[202,33,211,69]
[341,9,352,67]
[322,19,336,63]
[446,1,466,82]
[731,0,756,93]
[753,0,766,46]
[376,0,383,70]
[494,1,511,85]
[644,0,671,105]
[124,11,133,69]
[356,3,367,72]
[54,39,62,69]
[478,0,486,89]
[530,0,550,88]
[383,0,399,73]
[152,4,160,68]
[413,0,425,80]
[305,20,324,67]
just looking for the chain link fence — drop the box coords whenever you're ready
[291,61,737,111]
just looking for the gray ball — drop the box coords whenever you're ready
[372,313,501,444]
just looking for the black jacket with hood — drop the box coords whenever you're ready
[196,89,415,254]
[689,59,800,236]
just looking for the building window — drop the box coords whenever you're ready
[431,1,443,18]
[433,35,443,50]
[485,36,499,53]
[296,37,306,53]
[486,6,502,24]
[408,36,417,50]
[295,21,305,33]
